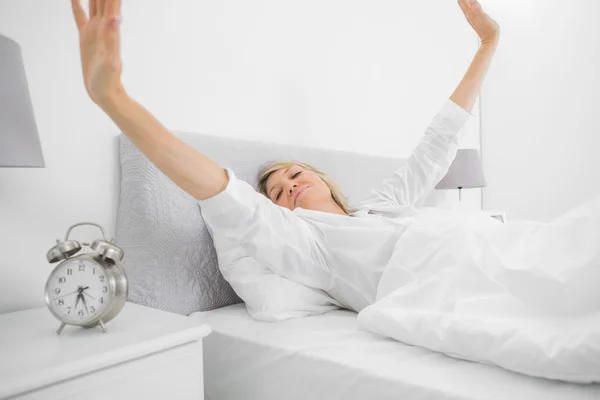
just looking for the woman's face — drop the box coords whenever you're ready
[265,165,332,211]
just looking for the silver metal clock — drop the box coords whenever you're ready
[45,222,128,335]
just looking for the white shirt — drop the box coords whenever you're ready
[198,99,472,314]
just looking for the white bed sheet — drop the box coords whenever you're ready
[190,304,600,400]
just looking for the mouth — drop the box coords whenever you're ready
[294,186,310,206]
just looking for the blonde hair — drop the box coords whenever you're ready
[258,160,349,214]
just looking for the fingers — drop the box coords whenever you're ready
[97,0,106,16]
[457,0,472,13]
[104,17,122,62]
[457,0,470,20]
[457,0,477,24]
[457,0,477,33]
[458,0,482,15]
[89,0,97,18]
[105,0,121,18]
[71,0,88,30]
[469,0,484,14]
[87,0,119,19]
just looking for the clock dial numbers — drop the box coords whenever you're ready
[47,259,110,324]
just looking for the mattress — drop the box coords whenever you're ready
[189,304,600,400]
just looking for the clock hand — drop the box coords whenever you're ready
[82,290,96,301]
[53,289,80,300]
[81,294,89,314]
[74,293,82,310]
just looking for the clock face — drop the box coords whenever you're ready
[46,258,111,324]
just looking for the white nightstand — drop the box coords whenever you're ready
[0,302,211,400]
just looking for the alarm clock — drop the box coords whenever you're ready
[45,222,128,335]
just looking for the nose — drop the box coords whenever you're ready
[288,182,298,196]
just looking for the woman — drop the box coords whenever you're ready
[72,0,600,319]
[69,0,504,314]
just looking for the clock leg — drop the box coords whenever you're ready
[98,318,108,333]
[56,322,66,335]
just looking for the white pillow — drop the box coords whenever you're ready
[197,168,341,321]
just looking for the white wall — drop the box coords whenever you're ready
[479,0,600,222]
[0,0,480,313]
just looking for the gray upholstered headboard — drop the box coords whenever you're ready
[173,130,408,206]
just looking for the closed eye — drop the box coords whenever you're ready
[275,171,302,201]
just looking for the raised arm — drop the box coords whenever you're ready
[71,0,227,200]
[450,0,500,112]
[350,0,500,211]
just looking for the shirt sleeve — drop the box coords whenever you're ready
[197,168,339,320]
[352,99,472,210]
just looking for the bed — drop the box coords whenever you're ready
[190,304,600,400]
[115,130,600,399]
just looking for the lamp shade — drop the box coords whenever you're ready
[435,148,486,190]
[0,34,45,168]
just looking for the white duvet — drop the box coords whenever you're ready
[198,99,600,384]
[357,196,600,383]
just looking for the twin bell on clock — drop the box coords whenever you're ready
[45,222,128,335]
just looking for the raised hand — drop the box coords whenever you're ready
[71,0,125,106]
[67,0,247,205]
[457,0,500,46]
